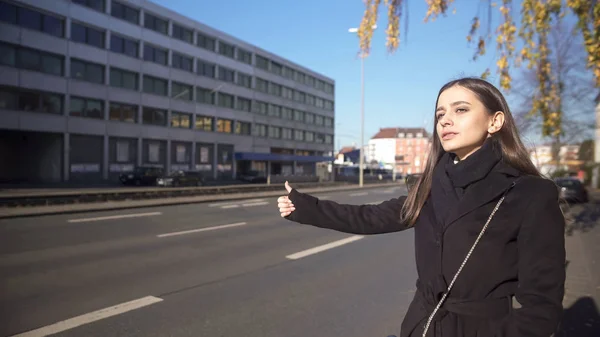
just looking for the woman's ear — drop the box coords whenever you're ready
[488,111,505,134]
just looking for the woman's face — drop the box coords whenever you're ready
[435,86,502,160]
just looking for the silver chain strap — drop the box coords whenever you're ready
[421,195,507,337]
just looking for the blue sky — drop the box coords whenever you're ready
[151,0,592,150]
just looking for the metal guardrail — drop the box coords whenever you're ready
[0,180,399,208]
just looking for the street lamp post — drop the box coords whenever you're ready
[348,25,375,187]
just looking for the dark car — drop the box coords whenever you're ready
[405,173,422,192]
[555,177,589,203]
[156,170,205,187]
[119,166,164,186]
[238,170,267,184]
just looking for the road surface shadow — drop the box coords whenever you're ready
[563,199,600,236]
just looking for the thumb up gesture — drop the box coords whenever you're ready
[277,181,295,217]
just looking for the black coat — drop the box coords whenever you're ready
[285,160,565,337]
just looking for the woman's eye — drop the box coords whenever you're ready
[456,108,468,113]
[436,113,444,120]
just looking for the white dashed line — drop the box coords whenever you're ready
[157,222,247,238]
[10,296,163,337]
[208,199,265,207]
[350,192,368,197]
[67,212,162,223]
[286,235,364,260]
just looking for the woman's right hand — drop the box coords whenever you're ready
[277,181,295,217]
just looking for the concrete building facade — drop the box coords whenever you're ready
[0,0,335,184]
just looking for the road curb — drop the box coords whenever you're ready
[0,182,405,219]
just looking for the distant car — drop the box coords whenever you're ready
[120,166,164,186]
[555,177,588,203]
[238,170,267,184]
[405,173,422,192]
[156,170,205,187]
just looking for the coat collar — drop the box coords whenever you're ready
[443,160,521,229]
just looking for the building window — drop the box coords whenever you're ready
[237,97,251,112]
[147,141,161,163]
[143,44,168,65]
[218,93,234,109]
[315,97,324,109]
[109,102,137,122]
[144,13,168,35]
[218,67,235,83]
[110,1,139,25]
[142,75,168,96]
[110,67,138,90]
[196,87,215,105]
[115,139,130,162]
[305,131,315,142]
[70,96,103,119]
[172,52,193,72]
[142,107,166,126]
[110,34,138,58]
[294,71,305,83]
[235,121,251,135]
[71,22,105,48]
[197,59,215,78]
[305,113,314,124]
[255,55,269,70]
[324,117,333,127]
[324,100,334,111]
[269,126,281,139]
[316,80,325,91]
[252,101,268,115]
[172,23,193,43]
[315,134,325,144]
[283,66,294,79]
[282,87,293,100]
[294,130,304,141]
[294,91,306,103]
[217,119,233,133]
[71,59,104,84]
[237,48,252,64]
[236,72,252,88]
[171,81,192,101]
[256,78,268,93]
[195,115,213,131]
[218,41,235,58]
[306,94,315,106]
[171,111,191,128]
[315,115,324,126]
[1,3,64,38]
[325,135,333,144]
[324,83,334,94]
[294,110,305,122]
[281,107,293,120]
[282,128,292,140]
[72,0,105,12]
[268,104,281,118]
[0,86,63,114]
[270,62,283,76]
[197,32,216,51]
[0,43,64,76]
[253,124,267,137]
[174,143,189,163]
[269,83,282,96]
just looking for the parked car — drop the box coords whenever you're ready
[119,166,164,186]
[555,177,589,203]
[238,170,268,184]
[156,170,205,187]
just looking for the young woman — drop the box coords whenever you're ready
[277,77,565,337]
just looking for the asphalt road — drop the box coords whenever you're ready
[0,184,417,337]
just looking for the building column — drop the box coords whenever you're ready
[102,135,109,180]
[191,142,196,171]
[266,160,271,184]
[63,133,70,182]
[166,139,171,173]
[137,137,143,166]
[213,143,218,180]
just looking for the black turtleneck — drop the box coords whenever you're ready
[430,138,502,227]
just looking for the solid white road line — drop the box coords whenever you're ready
[349,192,368,197]
[67,212,162,223]
[208,199,265,207]
[221,204,240,209]
[157,222,247,238]
[11,296,163,337]
[242,201,270,207]
[366,200,385,205]
[318,196,332,200]
[286,235,364,260]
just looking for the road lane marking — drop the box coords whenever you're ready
[366,200,385,205]
[209,199,265,207]
[286,235,364,260]
[11,296,163,337]
[318,196,332,199]
[67,212,162,223]
[221,204,240,209]
[242,201,269,207]
[350,192,368,197]
[157,222,247,238]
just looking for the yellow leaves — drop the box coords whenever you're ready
[424,0,455,22]
[481,68,491,80]
[497,55,508,70]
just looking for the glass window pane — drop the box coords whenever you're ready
[143,77,153,93]
[122,71,137,90]
[41,54,63,76]
[143,44,153,61]
[71,22,87,43]
[110,35,123,53]
[0,44,16,66]
[124,39,137,57]
[18,7,42,31]
[154,110,166,125]
[43,15,63,38]
[87,63,104,84]
[87,27,104,48]
[155,49,167,65]
[89,0,105,12]
[154,79,166,95]
[18,49,41,71]
[69,97,85,116]
[0,89,17,110]
[86,99,103,119]
[110,68,121,87]
[42,94,62,114]
[0,2,18,24]
[71,60,85,79]
[125,7,139,24]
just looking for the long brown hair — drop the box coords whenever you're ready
[400,77,542,226]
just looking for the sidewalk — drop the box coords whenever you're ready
[558,194,600,336]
